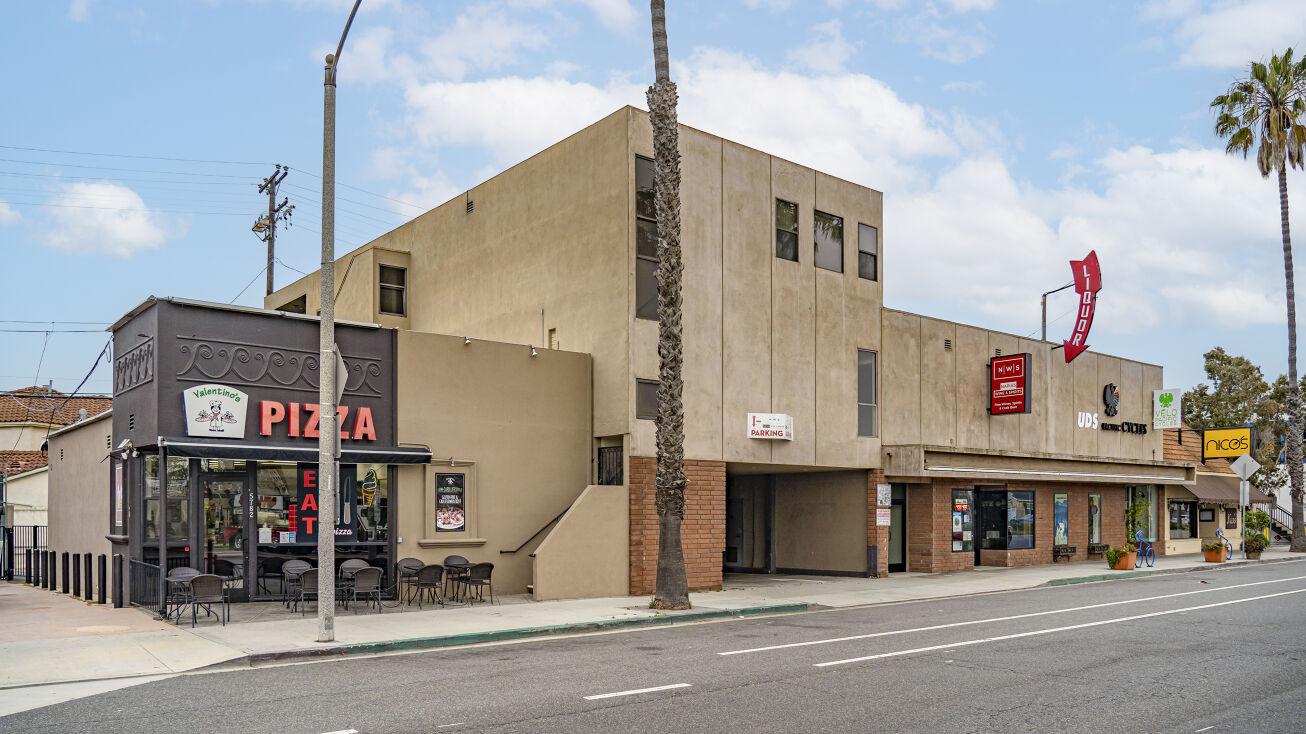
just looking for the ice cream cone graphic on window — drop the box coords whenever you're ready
[361,469,378,507]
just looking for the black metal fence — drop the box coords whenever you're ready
[129,559,163,615]
[598,446,623,486]
[2,525,47,581]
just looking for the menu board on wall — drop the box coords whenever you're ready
[435,474,466,532]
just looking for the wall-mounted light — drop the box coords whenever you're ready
[464,336,471,345]
[450,457,457,466]
[530,345,538,357]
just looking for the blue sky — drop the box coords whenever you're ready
[4,0,1306,397]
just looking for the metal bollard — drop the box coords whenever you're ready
[62,552,69,594]
[25,549,32,585]
[98,554,107,605]
[72,554,81,598]
[45,550,53,590]
[112,553,123,608]
[84,554,94,602]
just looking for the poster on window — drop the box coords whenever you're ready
[292,464,356,544]
[1054,493,1069,545]
[952,492,972,552]
[436,473,466,532]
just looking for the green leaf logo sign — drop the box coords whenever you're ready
[1158,393,1173,408]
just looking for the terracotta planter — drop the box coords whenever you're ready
[1203,548,1228,563]
[1111,552,1136,571]
[1247,551,1263,560]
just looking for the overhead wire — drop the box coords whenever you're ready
[11,330,52,449]
[0,144,268,166]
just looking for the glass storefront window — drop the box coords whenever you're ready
[951,489,973,552]
[1129,485,1157,542]
[256,462,297,544]
[1088,493,1102,545]
[144,455,190,543]
[351,464,389,543]
[1169,500,1197,540]
[1008,491,1035,549]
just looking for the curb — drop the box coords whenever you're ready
[242,602,813,666]
[1045,554,1306,587]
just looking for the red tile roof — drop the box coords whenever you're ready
[1162,426,1235,475]
[0,387,111,427]
[0,450,48,478]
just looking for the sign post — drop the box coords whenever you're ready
[1230,453,1262,559]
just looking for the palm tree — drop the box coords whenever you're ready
[648,0,690,608]
[1212,48,1306,552]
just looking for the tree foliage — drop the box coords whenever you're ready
[1183,348,1288,476]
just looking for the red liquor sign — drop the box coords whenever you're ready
[990,353,1031,415]
[1062,250,1101,363]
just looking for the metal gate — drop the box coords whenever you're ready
[598,446,623,486]
[2,525,48,581]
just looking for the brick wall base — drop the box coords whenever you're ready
[629,457,725,596]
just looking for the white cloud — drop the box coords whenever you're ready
[787,20,856,74]
[904,18,989,63]
[67,0,90,22]
[941,0,995,11]
[0,203,19,225]
[39,183,168,257]
[942,80,985,92]
[741,0,794,10]
[1156,0,1306,68]
[420,6,550,81]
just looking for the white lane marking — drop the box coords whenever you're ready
[813,586,1306,668]
[1194,727,1215,732]
[437,724,466,729]
[583,683,692,700]
[320,730,358,734]
[720,574,1306,656]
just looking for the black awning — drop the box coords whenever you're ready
[159,437,431,464]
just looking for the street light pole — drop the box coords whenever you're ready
[317,0,361,644]
[1041,282,1075,341]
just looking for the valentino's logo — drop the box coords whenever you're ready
[183,384,249,438]
[1103,383,1120,417]
[196,400,238,432]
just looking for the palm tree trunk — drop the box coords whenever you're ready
[648,0,689,608]
[1279,165,1306,553]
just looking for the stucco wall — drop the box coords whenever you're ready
[773,471,868,573]
[882,310,1163,462]
[6,469,48,526]
[0,425,54,452]
[47,415,112,559]
[393,330,592,596]
[532,484,628,601]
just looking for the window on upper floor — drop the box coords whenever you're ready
[278,294,307,314]
[814,210,843,273]
[775,199,798,262]
[636,379,659,420]
[858,223,878,281]
[379,265,407,316]
[635,156,659,320]
[857,349,877,437]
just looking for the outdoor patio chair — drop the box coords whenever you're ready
[339,559,369,581]
[165,566,200,622]
[442,555,470,600]
[282,559,311,608]
[396,557,423,602]
[463,562,496,605]
[257,557,285,595]
[414,564,444,610]
[296,568,319,616]
[186,573,228,628]
[348,567,383,613]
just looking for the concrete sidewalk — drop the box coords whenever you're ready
[3,546,1302,695]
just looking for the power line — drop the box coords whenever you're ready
[0,144,268,166]
[0,328,106,333]
[0,320,108,325]
[0,200,249,216]
[0,157,256,179]
[0,170,251,187]
[230,264,270,304]
[286,166,426,211]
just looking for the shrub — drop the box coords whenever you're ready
[1202,540,1227,552]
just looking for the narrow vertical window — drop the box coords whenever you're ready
[814,210,843,273]
[378,265,407,316]
[635,156,659,320]
[775,199,798,262]
[1088,492,1102,545]
[858,223,878,281]
[636,379,659,420]
[857,349,877,437]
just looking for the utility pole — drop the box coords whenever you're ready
[317,0,361,644]
[253,165,294,296]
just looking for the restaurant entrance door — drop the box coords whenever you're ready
[200,472,251,602]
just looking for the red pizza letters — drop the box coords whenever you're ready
[259,400,378,441]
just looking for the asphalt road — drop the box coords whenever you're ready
[5,561,1306,734]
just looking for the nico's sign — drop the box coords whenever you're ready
[183,384,249,438]
[1062,250,1101,363]
[989,354,1030,415]
[747,413,793,440]
[1202,426,1253,460]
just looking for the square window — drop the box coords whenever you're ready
[814,210,843,272]
[858,223,878,281]
[636,379,659,420]
[378,265,406,316]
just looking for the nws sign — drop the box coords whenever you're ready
[989,354,1031,415]
[747,413,793,440]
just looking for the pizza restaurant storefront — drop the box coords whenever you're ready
[109,298,431,603]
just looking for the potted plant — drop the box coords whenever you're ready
[1105,543,1136,570]
[1245,510,1271,560]
[1202,540,1228,563]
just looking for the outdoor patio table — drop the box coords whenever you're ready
[165,568,201,622]
[444,562,471,602]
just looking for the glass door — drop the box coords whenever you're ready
[201,473,249,602]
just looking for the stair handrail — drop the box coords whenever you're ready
[499,507,569,555]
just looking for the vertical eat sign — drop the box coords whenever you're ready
[1063,250,1101,363]
[990,353,1031,415]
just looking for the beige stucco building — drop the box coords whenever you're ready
[262,107,1195,594]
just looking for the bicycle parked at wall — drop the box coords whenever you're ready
[1134,530,1154,568]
